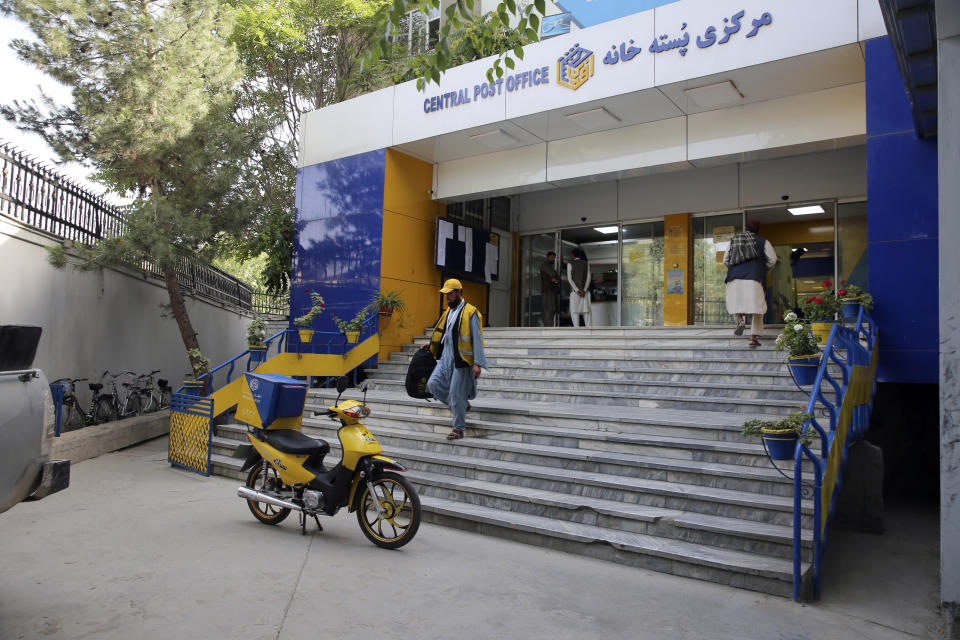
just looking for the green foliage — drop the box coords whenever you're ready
[839,282,874,311]
[1,0,269,364]
[372,0,546,90]
[223,0,392,291]
[371,289,405,313]
[392,10,537,84]
[46,245,68,269]
[247,318,267,345]
[293,292,326,328]
[187,348,211,377]
[742,412,812,444]
[775,313,821,358]
[333,308,369,333]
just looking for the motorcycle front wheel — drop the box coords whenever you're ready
[245,460,291,525]
[356,471,421,549]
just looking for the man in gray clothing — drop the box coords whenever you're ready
[539,251,560,326]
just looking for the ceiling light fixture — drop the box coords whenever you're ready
[684,80,743,108]
[469,128,520,149]
[788,205,826,216]
[594,226,618,234]
[565,107,621,130]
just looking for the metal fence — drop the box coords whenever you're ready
[1,140,260,311]
[0,142,125,243]
[252,290,289,316]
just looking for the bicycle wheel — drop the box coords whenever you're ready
[94,397,118,424]
[123,392,141,417]
[62,399,86,432]
[140,391,158,414]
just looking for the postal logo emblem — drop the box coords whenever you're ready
[556,43,594,90]
[249,378,259,392]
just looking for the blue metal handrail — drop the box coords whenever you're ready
[791,307,878,600]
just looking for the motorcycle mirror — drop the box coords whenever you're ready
[334,374,349,404]
[361,383,368,404]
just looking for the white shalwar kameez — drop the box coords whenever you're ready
[567,262,592,327]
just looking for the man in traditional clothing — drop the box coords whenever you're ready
[723,219,777,346]
[424,279,487,440]
[567,247,592,327]
[539,251,561,327]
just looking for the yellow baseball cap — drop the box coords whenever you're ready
[439,278,463,293]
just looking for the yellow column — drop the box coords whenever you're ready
[662,213,692,326]
[380,149,443,361]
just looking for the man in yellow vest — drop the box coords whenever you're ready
[424,278,487,440]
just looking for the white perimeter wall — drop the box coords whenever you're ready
[0,216,251,404]
[516,146,867,232]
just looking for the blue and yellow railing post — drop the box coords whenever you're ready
[790,309,879,601]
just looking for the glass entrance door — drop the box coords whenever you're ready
[746,201,837,324]
[620,220,665,326]
[520,232,558,326]
[693,213,742,324]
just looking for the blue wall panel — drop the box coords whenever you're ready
[865,37,915,136]
[866,37,939,384]
[292,149,385,338]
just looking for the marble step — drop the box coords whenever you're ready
[372,359,806,385]
[303,419,797,497]
[291,425,814,528]
[418,495,806,598]
[365,370,814,402]
[350,411,816,470]
[406,469,813,559]
[210,426,814,528]
[399,344,782,360]
[213,431,814,529]
[413,326,786,339]
[305,389,794,440]
[362,378,807,415]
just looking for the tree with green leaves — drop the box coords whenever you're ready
[222,0,392,292]
[375,0,548,90]
[1,0,264,375]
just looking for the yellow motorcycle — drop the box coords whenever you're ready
[234,373,420,548]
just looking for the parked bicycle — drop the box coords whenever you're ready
[95,370,142,422]
[137,370,171,413]
[49,378,91,431]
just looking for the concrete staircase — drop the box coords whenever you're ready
[212,326,816,598]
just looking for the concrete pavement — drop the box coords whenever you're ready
[0,437,943,639]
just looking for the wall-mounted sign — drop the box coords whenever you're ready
[420,7,774,114]
[667,269,685,294]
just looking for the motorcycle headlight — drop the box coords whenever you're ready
[343,405,371,419]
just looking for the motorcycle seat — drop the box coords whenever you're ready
[264,429,329,456]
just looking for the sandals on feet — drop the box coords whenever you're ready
[734,319,746,336]
[446,430,464,440]
[748,337,761,347]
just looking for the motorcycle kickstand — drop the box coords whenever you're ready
[312,514,323,532]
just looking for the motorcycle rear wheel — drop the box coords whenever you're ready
[356,471,421,549]
[245,460,291,525]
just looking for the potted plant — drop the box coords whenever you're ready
[293,292,326,344]
[838,281,874,320]
[333,308,369,344]
[775,312,822,385]
[246,318,267,364]
[800,280,842,345]
[742,412,813,461]
[371,289,408,330]
[182,348,211,395]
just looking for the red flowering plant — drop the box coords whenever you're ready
[800,280,841,321]
[838,281,874,311]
